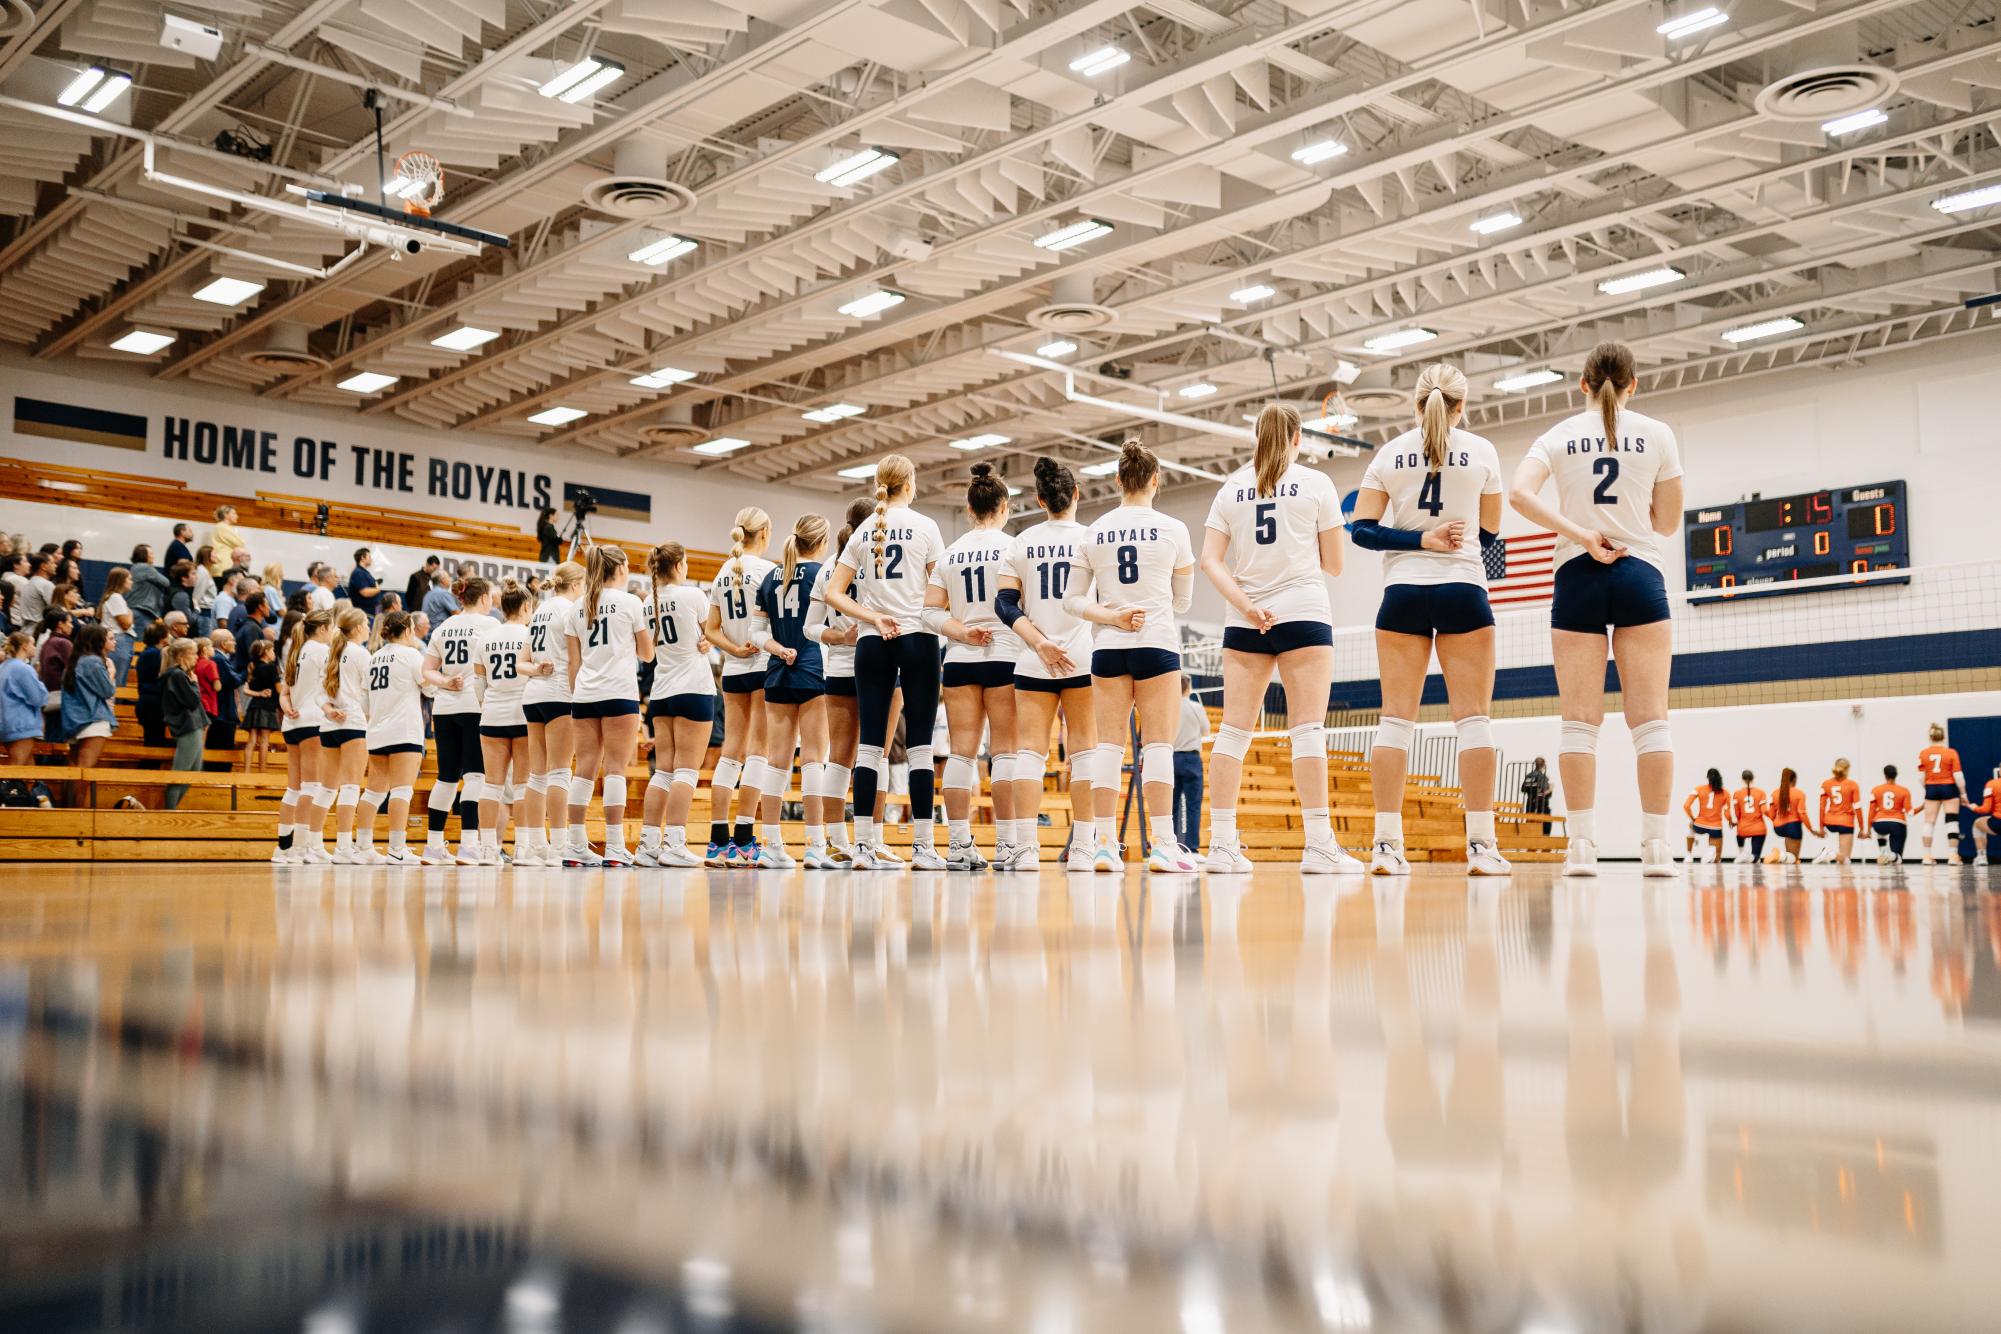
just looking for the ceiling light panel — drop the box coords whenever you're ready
[1069,46,1129,77]
[1034,219,1113,252]
[1363,328,1437,352]
[432,325,500,352]
[527,406,588,425]
[1493,368,1564,392]
[337,371,399,394]
[815,148,899,187]
[192,276,265,306]
[1597,266,1685,295]
[110,328,175,355]
[1719,316,1805,344]
[539,57,624,103]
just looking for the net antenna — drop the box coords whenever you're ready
[389,150,445,217]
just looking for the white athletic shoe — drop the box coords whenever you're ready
[870,842,904,868]
[601,846,634,868]
[1467,840,1512,876]
[1066,840,1097,872]
[1302,840,1365,875]
[756,843,796,870]
[1147,841,1200,874]
[1811,845,1838,864]
[355,848,388,866]
[1006,841,1040,872]
[1370,840,1411,877]
[1641,839,1679,878]
[1092,845,1124,874]
[1562,837,1599,878]
[1204,841,1254,874]
[270,845,295,865]
[802,846,839,870]
[1734,850,1752,865]
[383,849,423,867]
[632,845,661,868]
[330,846,359,865]
[946,838,989,872]
[910,844,948,872]
[1780,851,1800,864]
[299,846,334,865]
[848,843,877,871]
[657,844,703,869]
[564,845,604,868]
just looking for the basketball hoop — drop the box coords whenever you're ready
[390,150,444,216]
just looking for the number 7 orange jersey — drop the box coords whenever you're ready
[1919,744,1961,784]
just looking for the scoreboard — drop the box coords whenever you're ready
[1684,480,1908,602]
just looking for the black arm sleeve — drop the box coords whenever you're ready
[1347,519,1425,552]
[994,586,1027,628]
[1479,528,1499,549]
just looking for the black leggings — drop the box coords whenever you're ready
[1740,833,1765,860]
[853,632,941,823]
[1877,823,1906,857]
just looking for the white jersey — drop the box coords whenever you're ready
[426,612,491,716]
[1076,505,1195,653]
[319,640,370,732]
[287,638,329,730]
[647,584,715,700]
[1203,462,1343,627]
[478,623,531,728]
[365,643,426,750]
[522,593,576,705]
[567,587,648,704]
[836,504,947,639]
[1525,406,1684,572]
[929,529,1021,664]
[806,563,857,678]
[1359,427,1503,587]
[710,553,776,679]
[1008,519,1093,680]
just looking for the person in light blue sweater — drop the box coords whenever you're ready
[1,630,48,763]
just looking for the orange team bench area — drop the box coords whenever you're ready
[0,455,727,582]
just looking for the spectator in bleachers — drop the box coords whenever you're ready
[60,623,117,800]
[263,561,286,595]
[208,506,245,575]
[98,568,135,685]
[227,547,252,578]
[284,588,309,618]
[537,507,561,562]
[421,570,459,631]
[0,575,15,636]
[306,563,336,612]
[211,570,241,632]
[161,638,206,809]
[37,609,74,737]
[161,610,189,640]
[0,533,11,559]
[49,583,86,624]
[133,620,170,746]
[16,551,54,627]
[226,582,261,641]
[1,552,26,627]
[56,555,83,591]
[412,611,431,643]
[378,591,403,617]
[241,636,279,771]
[405,555,441,614]
[348,548,381,616]
[1522,757,1553,834]
[60,539,83,566]
[126,545,169,632]
[166,561,198,621]
[1,631,46,764]
[191,547,217,634]
[208,628,241,763]
[165,522,195,571]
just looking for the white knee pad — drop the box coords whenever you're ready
[648,769,677,796]
[566,776,594,809]
[825,763,852,799]
[360,788,385,809]
[872,748,889,784]
[741,757,768,795]
[855,745,884,776]
[526,771,548,795]
[1454,714,1494,753]
[1014,749,1048,782]
[545,767,571,793]
[712,757,742,790]
[672,767,699,792]
[282,785,300,809]
[460,775,484,805]
[426,781,457,813]
[1630,718,1672,755]
[944,754,979,792]
[769,757,795,794]
[603,774,627,808]
[1288,722,1326,759]
[299,782,325,808]
[1559,721,1600,755]
[907,744,933,773]
[800,760,825,799]
[1141,742,1173,788]
[1213,724,1253,762]
[990,751,1015,788]
[388,785,413,804]
[1093,743,1125,786]
[336,783,360,809]
[1068,748,1096,792]
[502,784,521,806]
[1373,715,1416,754]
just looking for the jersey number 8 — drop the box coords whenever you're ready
[1116,544,1140,585]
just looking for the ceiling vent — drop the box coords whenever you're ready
[582,138,696,219]
[0,0,36,37]
[1754,64,1898,122]
[242,323,329,374]
[1339,371,1408,417]
[637,405,706,451]
[1026,272,1116,333]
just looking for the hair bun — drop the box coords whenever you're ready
[1034,457,1059,482]
[969,461,994,479]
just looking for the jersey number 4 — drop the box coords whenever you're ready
[1416,474,1443,517]
[1592,456,1619,503]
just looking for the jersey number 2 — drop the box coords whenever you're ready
[1416,473,1443,517]
[1592,456,1619,503]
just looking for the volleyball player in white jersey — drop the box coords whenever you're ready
[636,543,713,869]
[1065,441,1200,875]
[317,609,372,863]
[747,515,831,870]
[519,561,582,866]
[278,610,334,863]
[703,507,775,866]
[1508,340,1685,878]
[422,578,494,866]
[823,453,949,870]
[1349,365,1510,876]
[472,587,534,865]
[562,545,653,867]
[995,458,1098,872]
[359,610,438,865]
[805,498,876,864]
[1198,403,1358,875]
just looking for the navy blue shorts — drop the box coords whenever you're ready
[479,724,527,740]
[824,675,856,698]
[1092,647,1181,682]
[764,683,824,707]
[1924,783,1959,802]
[1376,583,1494,637]
[369,742,425,757]
[1691,824,1721,838]
[1222,621,1333,654]
[571,697,640,719]
[1016,673,1091,694]
[1550,557,1671,634]
[318,728,366,749]
[943,660,1016,689]
[282,725,320,747]
[720,673,763,695]
[523,701,570,725]
[1825,823,1854,835]
[1774,821,1803,840]
[648,693,716,724]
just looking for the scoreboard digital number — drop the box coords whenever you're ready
[1684,480,1908,603]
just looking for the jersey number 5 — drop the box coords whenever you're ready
[1417,473,1443,517]
[1592,456,1619,503]
[1254,502,1277,545]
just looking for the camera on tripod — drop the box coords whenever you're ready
[570,488,598,520]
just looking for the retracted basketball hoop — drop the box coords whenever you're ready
[392,150,445,217]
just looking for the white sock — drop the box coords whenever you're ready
[949,818,970,844]
[336,830,352,850]
[1568,809,1596,842]
[570,822,588,847]
[1466,810,1496,843]
[640,825,660,850]
[666,827,686,850]
[807,825,825,852]
[1375,811,1404,843]
[855,816,875,848]
[1148,814,1176,849]
[912,820,934,851]
[1304,808,1332,845]
[389,828,408,854]
[1641,812,1668,843]
[1211,809,1236,847]
[1096,816,1117,847]
[763,822,782,848]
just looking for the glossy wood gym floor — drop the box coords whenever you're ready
[3,861,1998,1333]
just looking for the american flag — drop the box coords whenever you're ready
[1484,529,1559,608]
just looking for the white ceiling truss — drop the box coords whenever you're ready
[0,0,1995,506]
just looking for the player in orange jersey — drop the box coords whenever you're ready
[1814,758,1862,864]
[1681,768,1729,863]
[1731,769,1767,864]
[1970,768,2001,865]
[1763,767,1813,864]
[1915,722,1966,865]
[1864,764,1912,865]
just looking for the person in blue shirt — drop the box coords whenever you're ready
[164,522,195,572]
[421,572,460,633]
[347,547,381,617]
[745,515,830,868]
[60,623,118,802]
[1,630,48,763]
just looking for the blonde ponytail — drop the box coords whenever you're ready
[1252,403,1300,498]
[580,544,625,631]
[869,455,915,579]
[284,609,332,688]
[1413,362,1468,471]
[779,514,829,590]
[322,608,366,701]
[725,506,770,594]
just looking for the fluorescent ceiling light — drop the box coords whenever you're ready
[1069,46,1129,77]
[1177,382,1217,398]
[1931,183,2001,214]
[58,67,130,113]
[538,57,624,103]
[192,276,265,306]
[1034,219,1112,252]
[837,463,879,480]
[382,174,423,200]
[630,366,695,389]
[1290,139,1348,165]
[950,433,1010,450]
[837,289,905,318]
[1822,107,1887,136]
[432,325,500,352]
[1720,316,1805,344]
[1469,210,1523,235]
[1494,368,1564,392]
[1302,413,1358,431]
[628,235,698,266]
[527,406,587,426]
[110,328,175,355]
[1231,283,1276,303]
[337,371,399,394]
[1081,461,1118,476]
[815,148,899,187]
[803,403,864,423]
[1006,485,1022,496]
[1597,266,1685,295]
[57,67,108,107]
[1656,7,1727,39]
[1363,327,1437,352]
[693,437,751,455]
[1036,338,1077,358]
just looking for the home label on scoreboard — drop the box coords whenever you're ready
[1683,479,1909,603]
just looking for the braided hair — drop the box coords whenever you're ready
[870,455,916,578]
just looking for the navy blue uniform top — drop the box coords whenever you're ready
[756,560,825,692]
